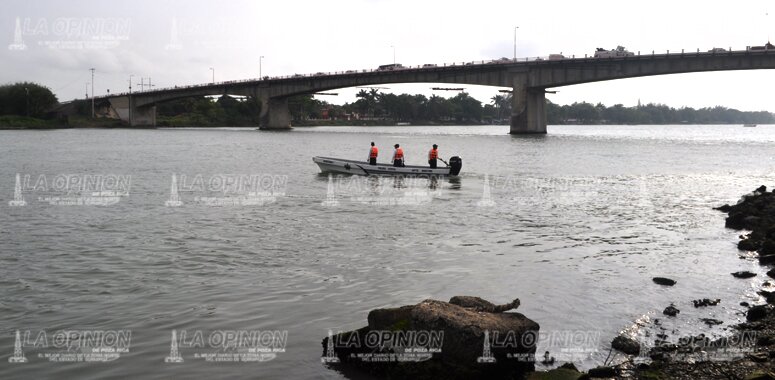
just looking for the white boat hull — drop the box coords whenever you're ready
[313,156,461,176]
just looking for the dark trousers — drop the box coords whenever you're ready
[393,159,404,167]
[429,159,437,168]
[369,157,377,165]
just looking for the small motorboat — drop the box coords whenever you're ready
[313,156,462,176]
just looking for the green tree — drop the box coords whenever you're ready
[0,82,58,118]
[490,94,511,121]
[565,102,599,123]
[449,92,482,122]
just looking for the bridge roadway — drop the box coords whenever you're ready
[86,48,775,134]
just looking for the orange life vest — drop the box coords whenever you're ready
[394,147,404,159]
[370,146,378,158]
[428,148,438,160]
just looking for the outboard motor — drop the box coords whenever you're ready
[449,156,462,176]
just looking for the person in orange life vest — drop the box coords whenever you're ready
[392,144,405,167]
[428,144,440,168]
[367,142,378,165]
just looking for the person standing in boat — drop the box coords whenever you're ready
[428,144,440,168]
[392,144,405,167]
[367,142,378,165]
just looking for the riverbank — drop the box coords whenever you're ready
[0,115,63,129]
[0,115,127,129]
[530,186,775,379]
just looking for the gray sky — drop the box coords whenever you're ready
[2,0,774,111]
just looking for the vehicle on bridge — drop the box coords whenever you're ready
[377,63,405,71]
[548,54,565,60]
[708,47,727,53]
[594,46,635,58]
[750,42,775,51]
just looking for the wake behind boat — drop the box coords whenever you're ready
[313,156,462,176]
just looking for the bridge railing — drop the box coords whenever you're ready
[96,47,772,99]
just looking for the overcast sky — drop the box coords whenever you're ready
[2,0,774,111]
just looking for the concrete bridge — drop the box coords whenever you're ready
[87,48,775,134]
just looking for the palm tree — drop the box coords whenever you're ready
[490,95,505,120]
[355,89,380,118]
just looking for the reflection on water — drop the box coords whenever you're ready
[1,125,775,379]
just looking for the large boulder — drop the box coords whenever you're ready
[611,335,640,355]
[322,297,539,379]
[748,305,770,322]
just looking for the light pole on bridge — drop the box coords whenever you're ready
[513,26,519,61]
[260,56,265,79]
[128,74,134,126]
[390,45,395,65]
[89,68,95,118]
[210,67,215,84]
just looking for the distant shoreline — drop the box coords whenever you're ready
[0,118,770,130]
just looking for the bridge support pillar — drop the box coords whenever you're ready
[130,104,156,127]
[510,86,547,134]
[259,97,292,130]
[109,96,156,127]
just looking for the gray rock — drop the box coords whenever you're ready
[748,305,770,321]
[700,318,723,326]
[663,305,680,317]
[693,298,720,307]
[652,277,676,286]
[449,296,520,313]
[611,335,640,355]
[732,271,757,279]
[587,366,616,378]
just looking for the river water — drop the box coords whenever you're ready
[1,124,775,379]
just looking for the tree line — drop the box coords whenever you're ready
[272,91,775,125]
[2,81,773,126]
[547,102,775,125]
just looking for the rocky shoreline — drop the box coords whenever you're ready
[323,186,775,379]
[589,186,775,380]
